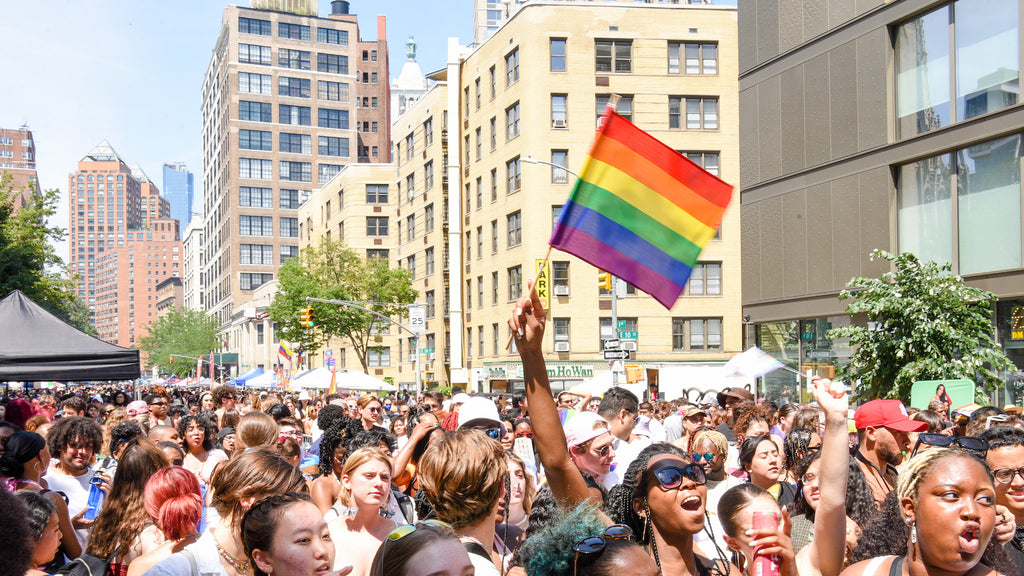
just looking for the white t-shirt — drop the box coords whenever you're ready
[611,434,651,481]
[44,464,96,548]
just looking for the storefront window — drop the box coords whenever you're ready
[756,316,852,403]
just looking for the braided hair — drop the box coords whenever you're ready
[605,443,688,545]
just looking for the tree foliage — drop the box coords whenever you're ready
[0,171,95,335]
[137,306,223,376]
[268,240,417,371]
[827,250,1014,402]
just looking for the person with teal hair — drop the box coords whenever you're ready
[520,501,657,576]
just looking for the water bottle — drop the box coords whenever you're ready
[83,476,104,520]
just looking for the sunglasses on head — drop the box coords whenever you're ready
[646,462,706,491]
[574,524,633,574]
[376,520,453,575]
[911,432,988,458]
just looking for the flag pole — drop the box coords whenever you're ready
[506,245,553,351]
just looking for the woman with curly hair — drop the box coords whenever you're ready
[177,414,223,483]
[87,439,170,572]
[787,454,877,557]
[311,417,362,513]
[844,448,1013,576]
[520,501,657,576]
[510,284,728,576]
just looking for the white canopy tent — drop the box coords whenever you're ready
[245,370,278,388]
[298,367,396,392]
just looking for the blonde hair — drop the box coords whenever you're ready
[419,429,508,529]
[236,411,278,449]
[692,428,728,456]
[338,447,393,507]
[356,394,381,409]
[506,451,536,516]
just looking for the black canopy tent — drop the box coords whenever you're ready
[0,290,140,382]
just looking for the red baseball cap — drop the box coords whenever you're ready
[854,399,927,433]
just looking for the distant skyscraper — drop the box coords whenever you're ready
[0,126,39,212]
[163,162,195,237]
[200,0,390,323]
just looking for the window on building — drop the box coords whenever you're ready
[240,244,274,265]
[506,157,521,194]
[240,273,274,290]
[668,41,718,75]
[238,17,271,36]
[491,169,498,202]
[475,77,482,109]
[688,262,722,295]
[278,76,310,98]
[280,245,299,263]
[367,216,389,236]
[317,27,348,45]
[425,247,435,275]
[279,104,311,125]
[368,347,390,367]
[280,189,305,209]
[240,215,273,236]
[405,134,415,160]
[551,94,568,128]
[674,97,718,130]
[550,38,567,71]
[553,261,569,290]
[896,1,1018,139]
[367,184,389,203]
[475,177,483,209]
[681,151,721,177]
[508,266,522,301]
[319,136,349,157]
[898,133,1022,274]
[503,47,520,85]
[317,108,349,129]
[239,44,272,65]
[406,214,416,242]
[280,161,311,182]
[672,318,722,350]
[553,318,570,348]
[406,174,416,200]
[506,102,520,140]
[551,150,569,183]
[319,164,342,184]
[408,254,417,277]
[367,249,388,261]
[423,161,434,190]
[426,290,435,318]
[317,53,348,74]
[280,217,299,237]
[239,130,272,151]
[317,80,349,102]
[239,186,273,208]
[277,48,310,70]
[507,211,522,248]
[424,117,433,147]
[279,133,311,154]
[239,101,272,122]
[596,94,632,122]
[595,39,632,73]
[239,72,272,94]
[278,22,310,40]
[239,158,273,180]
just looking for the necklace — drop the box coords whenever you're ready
[214,535,251,573]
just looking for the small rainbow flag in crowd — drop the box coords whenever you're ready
[549,107,733,308]
[278,343,293,363]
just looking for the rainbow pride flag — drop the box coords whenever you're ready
[550,109,733,308]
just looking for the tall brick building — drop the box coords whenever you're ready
[0,126,39,212]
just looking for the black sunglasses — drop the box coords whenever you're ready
[911,433,988,458]
[646,462,707,490]
[574,525,633,574]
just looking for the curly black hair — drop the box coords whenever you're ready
[318,417,363,476]
[317,404,347,431]
[786,452,878,528]
[47,415,103,457]
[108,420,145,457]
[177,414,215,452]
[0,489,32,576]
[349,428,397,455]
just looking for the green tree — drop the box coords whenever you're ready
[138,307,223,376]
[0,171,95,335]
[827,250,1015,402]
[268,240,417,371]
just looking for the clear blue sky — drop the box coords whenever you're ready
[0,0,471,259]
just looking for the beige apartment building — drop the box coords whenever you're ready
[298,1,742,397]
[201,0,390,327]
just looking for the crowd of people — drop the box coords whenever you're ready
[0,288,1023,576]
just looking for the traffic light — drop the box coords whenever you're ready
[299,306,315,328]
[597,271,612,291]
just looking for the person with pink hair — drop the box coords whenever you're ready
[4,398,37,430]
[126,467,203,576]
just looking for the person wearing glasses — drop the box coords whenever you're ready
[689,428,737,561]
[146,394,172,427]
[212,385,238,429]
[519,501,658,576]
[980,426,1024,575]
[852,399,927,505]
[369,520,473,576]
[358,395,387,433]
[510,282,725,576]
